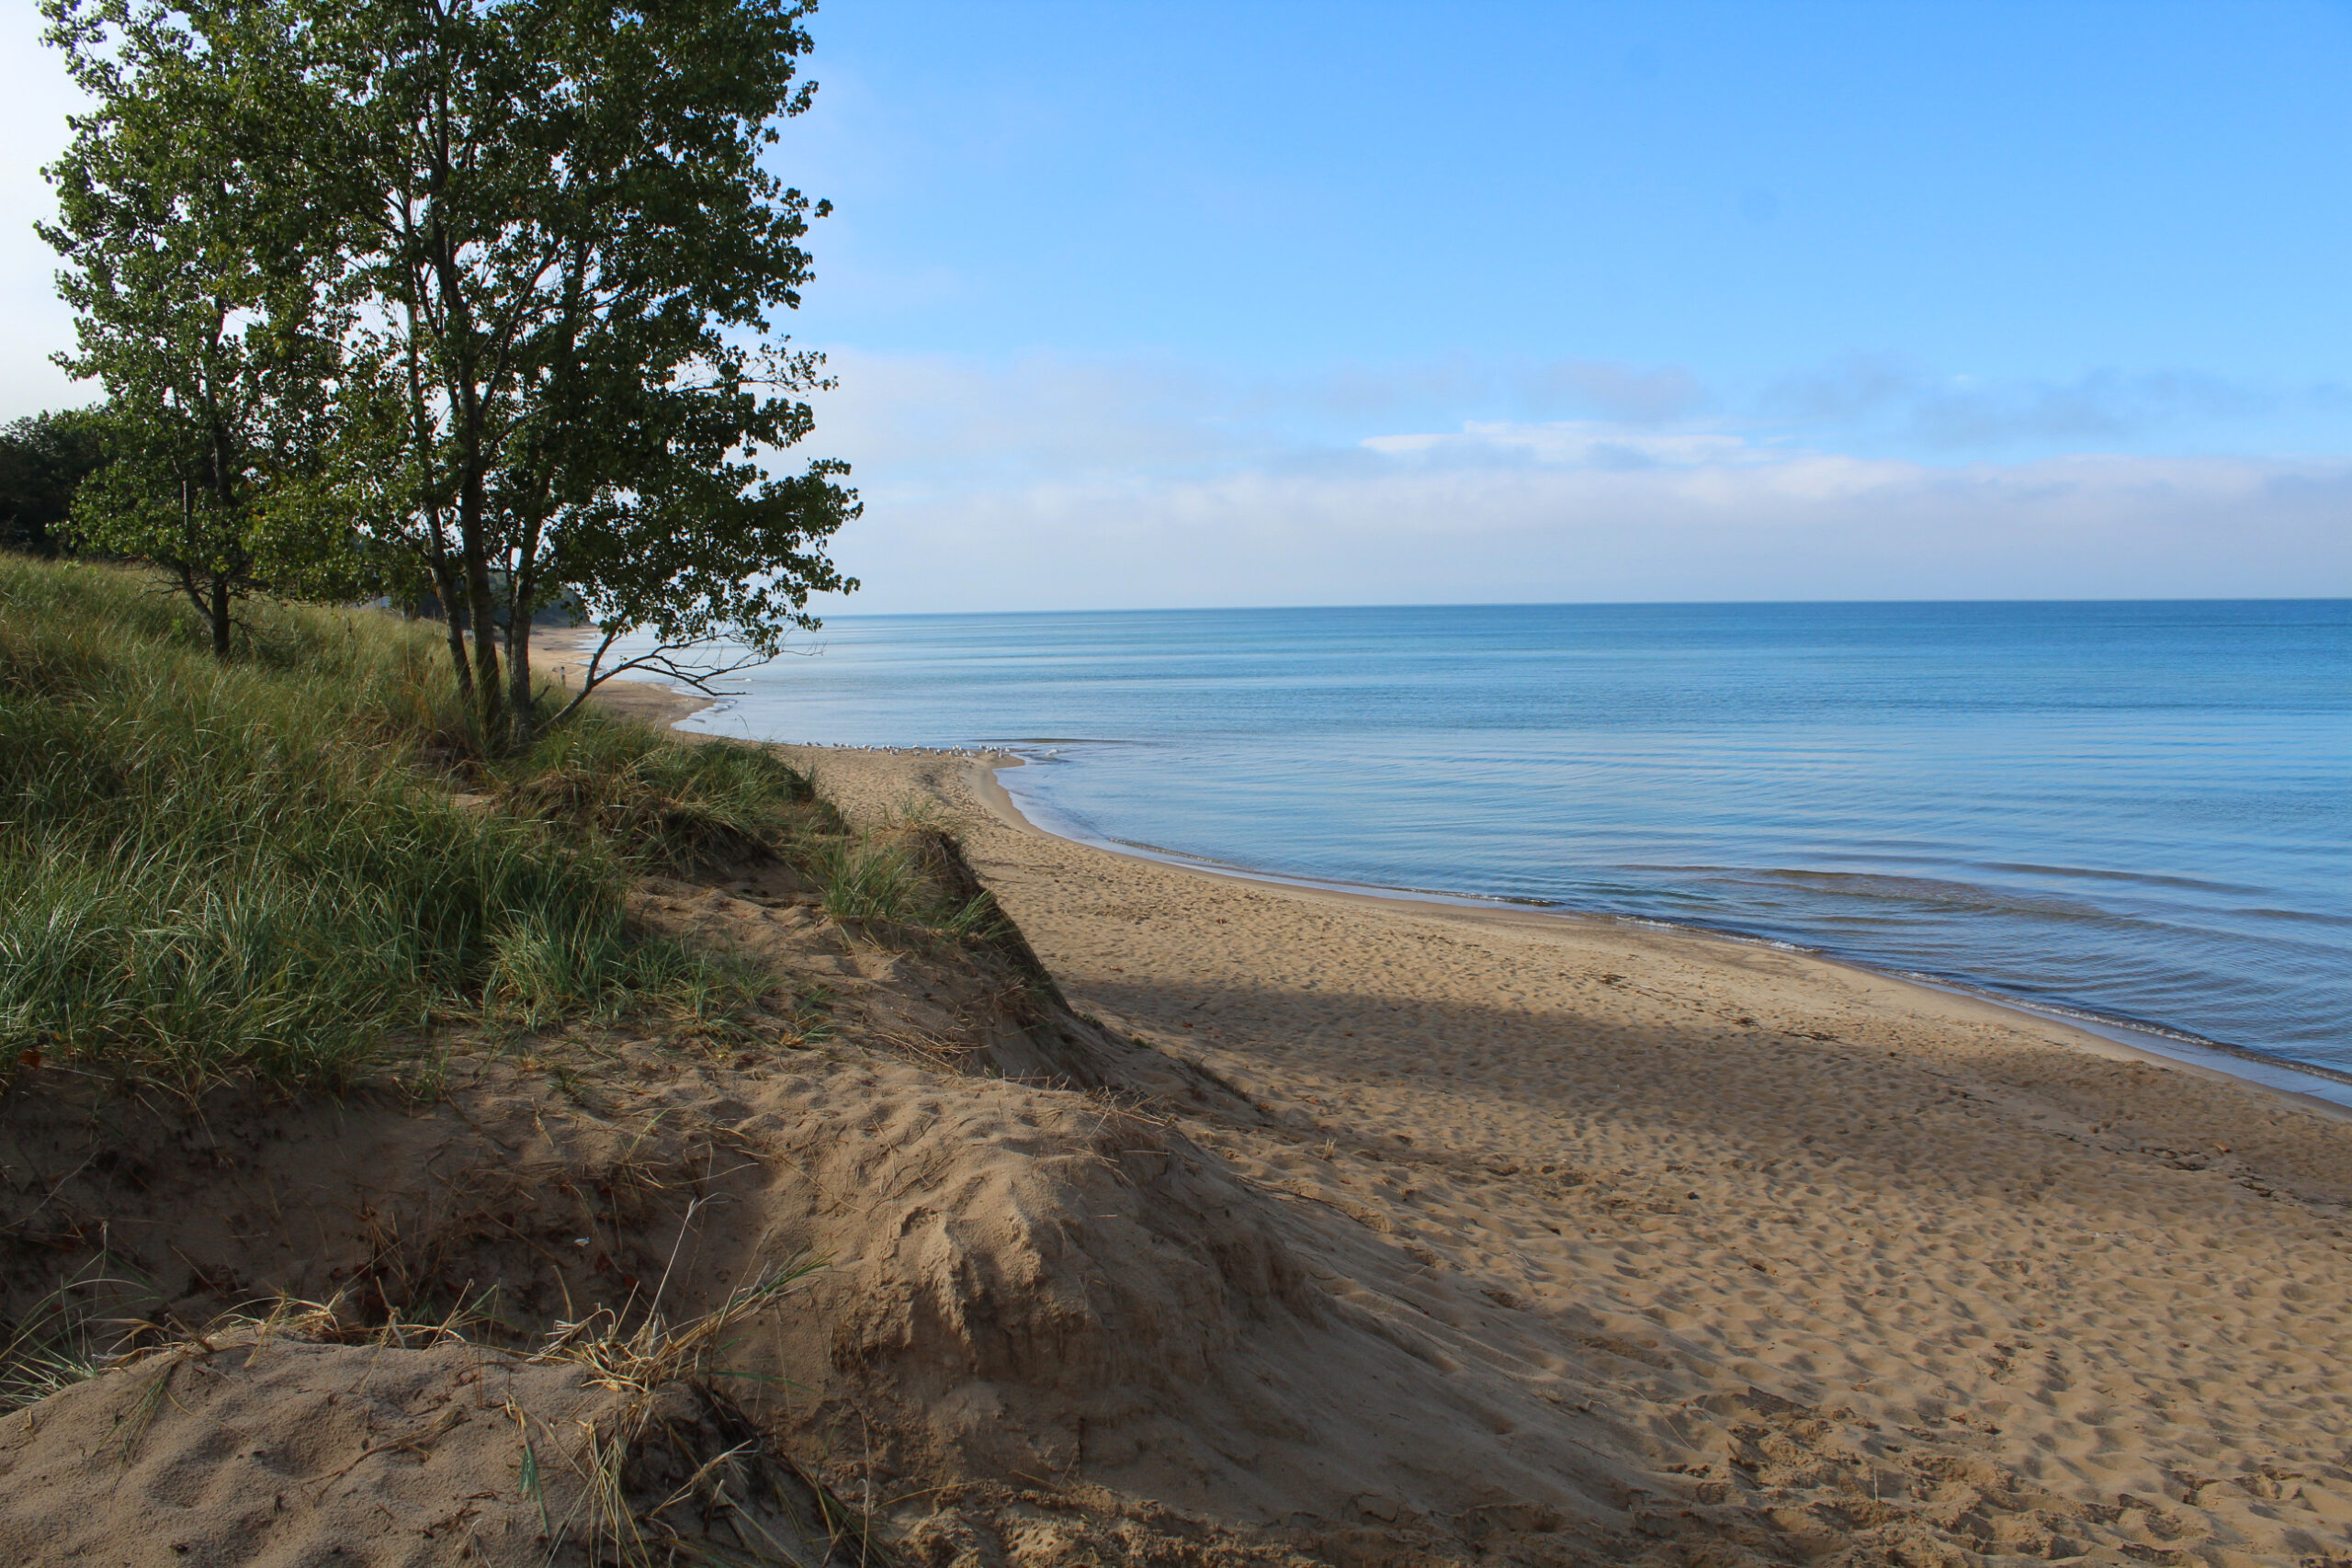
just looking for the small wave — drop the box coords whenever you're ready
[1887,972,2228,1048]
[2232,906,2352,931]
[1656,866,2124,922]
[1977,861,2267,896]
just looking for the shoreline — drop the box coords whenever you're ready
[967,748,2352,1124]
[528,624,716,728]
[785,739,2352,1562]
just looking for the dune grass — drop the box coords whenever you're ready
[487,710,831,871]
[807,833,1000,944]
[0,557,813,1089]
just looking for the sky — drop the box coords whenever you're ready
[5,0,2349,609]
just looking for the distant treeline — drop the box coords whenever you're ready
[0,411,106,558]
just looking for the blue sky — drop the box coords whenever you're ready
[6,0,2349,606]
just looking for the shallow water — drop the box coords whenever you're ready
[672,601,2352,1074]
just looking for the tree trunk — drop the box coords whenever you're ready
[504,537,536,752]
[504,512,546,752]
[457,472,504,747]
[506,611,534,751]
[435,201,504,748]
[464,562,504,743]
[209,574,231,658]
[429,552,473,700]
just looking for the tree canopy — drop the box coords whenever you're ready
[43,0,355,652]
[40,0,858,739]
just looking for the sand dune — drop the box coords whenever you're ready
[791,743,2352,1566]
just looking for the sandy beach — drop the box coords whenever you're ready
[786,741,2352,1564]
[6,653,2350,1562]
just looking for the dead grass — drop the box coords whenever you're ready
[0,1252,889,1565]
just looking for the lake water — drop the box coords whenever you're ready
[667,601,2352,1083]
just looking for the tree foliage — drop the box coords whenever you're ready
[41,0,356,656]
[40,0,859,732]
[0,411,107,557]
[312,0,861,747]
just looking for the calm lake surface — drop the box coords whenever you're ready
[669,602,2352,1077]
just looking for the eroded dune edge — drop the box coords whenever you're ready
[4,739,2348,1568]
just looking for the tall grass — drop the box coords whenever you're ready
[0,558,786,1088]
[488,712,828,870]
[808,833,1001,944]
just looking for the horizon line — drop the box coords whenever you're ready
[807,594,2352,620]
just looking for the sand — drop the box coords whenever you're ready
[7,717,2350,1564]
[786,743,2352,1565]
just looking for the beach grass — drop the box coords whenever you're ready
[0,556,818,1089]
[808,833,1002,946]
[485,710,831,870]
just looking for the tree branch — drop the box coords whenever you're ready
[542,632,774,732]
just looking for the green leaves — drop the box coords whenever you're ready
[41,0,859,716]
[40,0,360,648]
[0,411,107,556]
[304,0,859,744]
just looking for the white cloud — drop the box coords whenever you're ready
[798,353,2352,614]
[1510,359,1705,423]
[1361,420,1760,468]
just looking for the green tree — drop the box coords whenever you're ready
[0,409,107,557]
[41,0,355,656]
[307,0,859,749]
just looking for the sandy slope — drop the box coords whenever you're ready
[7,718,2349,1565]
[789,744,2352,1566]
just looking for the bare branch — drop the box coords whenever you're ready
[541,631,778,732]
